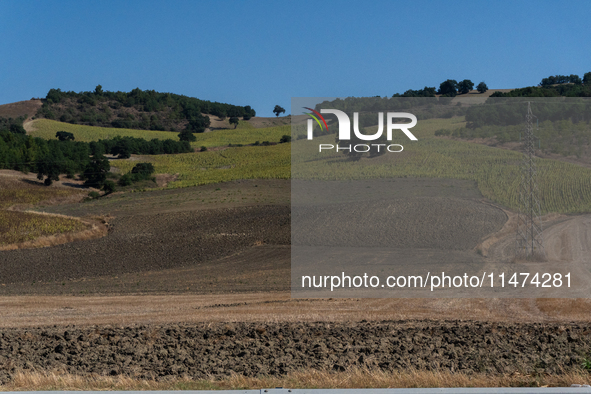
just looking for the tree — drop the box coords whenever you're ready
[457,79,474,94]
[438,80,458,97]
[118,173,133,186]
[102,180,116,194]
[131,162,155,181]
[273,105,286,117]
[83,153,110,188]
[229,116,239,128]
[56,131,75,141]
[243,105,255,120]
[36,154,62,186]
[583,72,591,85]
[476,82,488,93]
[178,130,196,142]
[280,135,291,143]
[94,84,103,96]
[9,124,26,134]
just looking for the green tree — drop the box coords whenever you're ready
[583,72,591,85]
[457,79,474,94]
[56,131,75,141]
[476,81,488,93]
[102,180,116,194]
[131,162,155,181]
[83,153,110,188]
[229,116,239,128]
[273,105,286,117]
[243,105,255,120]
[178,130,196,142]
[94,84,103,96]
[36,154,62,186]
[9,124,26,134]
[438,80,458,97]
[118,173,133,186]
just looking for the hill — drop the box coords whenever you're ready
[0,99,43,120]
[34,86,257,133]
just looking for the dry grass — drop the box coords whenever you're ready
[0,212,107,250]
[0,174,97,249]
[0,210,85,246]
[0,176,79,209]
[2,368,589,391]
[2,294,591,328]
[0,99,42,120]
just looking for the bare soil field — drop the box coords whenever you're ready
[1,320,590,384]
[1,176,591,387]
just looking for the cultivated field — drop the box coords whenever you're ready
[111,143,290,188]
[2,107,591,388]
[293,118,591,214]
[26,119,290,149]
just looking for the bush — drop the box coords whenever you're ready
[102,180,116,194]
[118,173,133,186]
[88,191,100,199]
[131,162,155,178]
[200,146,207,152]
[280,135,291,143]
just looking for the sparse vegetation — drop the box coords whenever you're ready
[0,210,84,245]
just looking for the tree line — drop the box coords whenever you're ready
[0,125,190,187]
[36,85,257,133]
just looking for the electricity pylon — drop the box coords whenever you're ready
[516,102,545,260]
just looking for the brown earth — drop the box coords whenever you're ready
[0,321,590,384]
[246,115,291,128]
[1,176,591,385]
[0,99,43,121]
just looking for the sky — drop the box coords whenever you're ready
[0,0,590,117]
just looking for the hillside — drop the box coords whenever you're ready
[0,99,43,120]
[34,86,257,133]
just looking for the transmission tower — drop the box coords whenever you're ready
[516,102,545,260]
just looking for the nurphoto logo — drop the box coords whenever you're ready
[304,108,418,153]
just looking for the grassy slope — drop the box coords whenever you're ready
[292,117,591,214]
[27,119,290,148]
[0,178,84,246]
[112,143,291,188]
[23,117,591,214]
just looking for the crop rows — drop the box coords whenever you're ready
[112,143,290,188]
[28,119,289,149]
[292,118,591,214]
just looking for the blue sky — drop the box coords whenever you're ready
[0,0,589,117]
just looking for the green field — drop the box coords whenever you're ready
[28,119,289,148]
[292,117,591,214]
[112,143,290,188]
[26,117,591,214]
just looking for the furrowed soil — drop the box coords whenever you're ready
[1,176,591,386]
[1,321,591,384]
